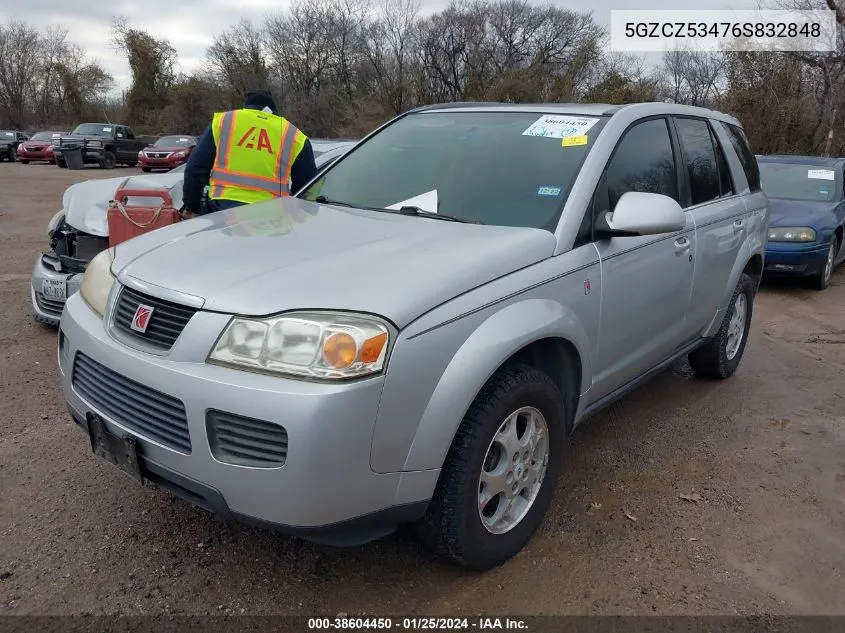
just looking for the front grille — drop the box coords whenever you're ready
[206,410,288,468]
[145,152,171,159]
[112,286,197,351]
[72,353,191,453]
[36,293,65,316]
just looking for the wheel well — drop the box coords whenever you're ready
[502,338,581,432]
[836,226,843,251]
[744,254,763,289]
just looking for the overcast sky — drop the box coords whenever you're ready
[1,0,761,92]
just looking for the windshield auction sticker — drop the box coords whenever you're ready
[807,169,835,180]
[522,115,598,139]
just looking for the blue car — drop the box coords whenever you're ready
[758,155,845,290]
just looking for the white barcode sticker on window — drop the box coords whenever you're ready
[808,169,835,180]
[522,115,598,139]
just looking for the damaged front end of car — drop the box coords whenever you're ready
[32,212,109,326]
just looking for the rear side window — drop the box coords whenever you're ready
[710,124,734,197]
[725,124,761,191]
[606,118,679,211]
[675,117,719,206]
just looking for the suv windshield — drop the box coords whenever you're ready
[72,124,115,137]
[299,111,608,230]
[759,161,841,202]
[0,131,14,139]
[155,136,193,147]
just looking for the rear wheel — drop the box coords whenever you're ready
[689,272,754,379]
[414,364,566,570]
[810,235,838,291]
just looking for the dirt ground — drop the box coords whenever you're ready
[1,163,844,617]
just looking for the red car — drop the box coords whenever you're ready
[17,131,64,164]
[137,135,197,172]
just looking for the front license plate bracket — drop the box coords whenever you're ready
[86,414,143,485]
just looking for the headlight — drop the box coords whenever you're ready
[87,140,103,148]
[80,248,116,317]
[208,312,393,380]
[173,151,186,158]
[768,227,816,242]
[47,210,65,237]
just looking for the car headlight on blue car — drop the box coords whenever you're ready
[208,312,392,380]
[80,248,116,317]
[768,227,816,242]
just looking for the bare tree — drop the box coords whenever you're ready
[0,20,44,127]
[206,19,270,106]
[112,17,177,125]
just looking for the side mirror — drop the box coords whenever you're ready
[604,191,686,236]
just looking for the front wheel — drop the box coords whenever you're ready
[100,151,116,169]
[414,364,567,570]
[689,272,754,379]
[19,159,29,165]
[56,159,67,168]
[810,234,838,291]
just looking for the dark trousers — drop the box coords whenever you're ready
[205,198,247,214]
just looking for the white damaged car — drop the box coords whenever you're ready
[32,142,354,325]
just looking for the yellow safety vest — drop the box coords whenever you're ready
[209,108,308,205]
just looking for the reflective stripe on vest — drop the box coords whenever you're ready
[209,109,306,204]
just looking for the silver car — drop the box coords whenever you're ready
[33,143,355,326]
[58,103,768,569]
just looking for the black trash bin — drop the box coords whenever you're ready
[64,146,84,170]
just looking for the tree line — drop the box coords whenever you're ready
[1,0,843,156]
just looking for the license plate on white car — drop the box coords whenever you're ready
[42,278,67,300]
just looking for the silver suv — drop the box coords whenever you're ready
[58,102,769,570]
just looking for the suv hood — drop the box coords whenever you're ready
[112,198,556,327]
[63,172,185,236]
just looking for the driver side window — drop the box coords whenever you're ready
[576,118,679,246]
[606,118,679,211]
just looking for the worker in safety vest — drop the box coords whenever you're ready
[181,89,317,218]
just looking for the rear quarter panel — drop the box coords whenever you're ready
[370,244,601,474]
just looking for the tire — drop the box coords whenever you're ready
[689,272,754,379]
[56,159,67,168]
[809,234,838,291]
[7,150,15,162]
[101,151,116,169]
[413,364,567,570]
[141,166,151,173]
[20,159,29,165]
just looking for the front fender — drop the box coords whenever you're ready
[398,298,592,473]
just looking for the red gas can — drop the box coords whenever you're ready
[107,184,182,247]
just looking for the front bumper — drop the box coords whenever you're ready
[31,253,83,326]
[53,147,107,163]
[58,292,436,544]
[138,157,186,170]
[18,149,53,161]
[764,242,829,276]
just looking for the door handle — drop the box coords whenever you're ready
[674,237,690,254]
[733,219,745,232]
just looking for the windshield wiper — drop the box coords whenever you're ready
[394,205,481,224]
[315,196,481,224]
[313,195,369,209]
